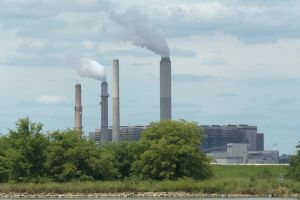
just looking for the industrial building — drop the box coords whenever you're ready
[89,126,145,143]
[201,124,263,152]
[75,57,278,164]
[89,124,264,151]
[208,143,279,164]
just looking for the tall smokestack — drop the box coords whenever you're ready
[112,59,120,142]
[74,84,83,132]
[100,81,109,142]
[160,57,172,121]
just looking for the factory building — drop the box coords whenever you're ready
[208,143,279,164]
[89,124,263,151]
[74,57,275,164]
[201,124,261,152]
[89,126,145,143]
[89,125,277,164]
[256,133,264,151]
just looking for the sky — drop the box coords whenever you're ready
[0,0,300,154]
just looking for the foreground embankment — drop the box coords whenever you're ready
[0,192,299,199]
[0,165,298,198]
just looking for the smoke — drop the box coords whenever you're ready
[77,59,106,81]
[110,7,170,57]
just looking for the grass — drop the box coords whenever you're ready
[0,165,299,195]
[212,164,287,178]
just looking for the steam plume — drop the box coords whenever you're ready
[111,7,170,57]
[77,59,106,81]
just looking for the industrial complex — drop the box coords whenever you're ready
[75,57,279,164]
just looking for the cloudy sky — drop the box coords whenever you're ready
[1,0,300,154]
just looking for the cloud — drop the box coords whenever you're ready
[0,0,113,44]
[146,1,300,43]
[174,103,202,109]
[173,74,214,82]
[171,48,196,57]
[201,58,226,66]
[0,54,65,67]
[217,93,238,98]
[271,98,298,107]
[36,95,69,104]
[0,0,113,19]
[131,62,154,66]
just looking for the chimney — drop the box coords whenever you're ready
[74,84,83,133]
[112,59,120,142]
[160,57,172,121]
[100,81,109,142]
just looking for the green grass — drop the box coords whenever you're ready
[0,165,298,195]
[212,165,287,178]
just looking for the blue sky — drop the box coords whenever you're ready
[0,0,300,154]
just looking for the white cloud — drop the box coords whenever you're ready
[36,95,69,104]
[143,1,300,42]
[82,40,95,49]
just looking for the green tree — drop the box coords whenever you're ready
[0,136,9,182]
[132,120,213,180]
[46,129,121,181]
[287,141,300,181]
[105,142,140,179]
[5,118,49,182]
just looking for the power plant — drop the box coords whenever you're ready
[78,57,173,142]
[75,57,279,164]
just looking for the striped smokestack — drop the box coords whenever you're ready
[74,84,83,133]
[100,81,109,142]
[160,57,172,121]
[112,59,120,142]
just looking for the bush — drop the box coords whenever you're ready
[131,120,213,180]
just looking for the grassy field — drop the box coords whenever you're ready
[0,165,298,195]
[212,164,287,178]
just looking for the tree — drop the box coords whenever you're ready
[287,141,300,181]
[105,142,140,179]
[0,136,9,182]
[46,129,95,181]
[46,129,121,181]
[131,120,213,180]
[5,118,49,182]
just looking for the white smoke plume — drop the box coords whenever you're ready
[77,59,106,81]
[110,7,170,57]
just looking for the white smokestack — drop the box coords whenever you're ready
[112,59,120,143]
[110,7,170,57]
[77,59,106,81]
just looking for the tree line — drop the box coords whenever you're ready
[287,141,300,181]
[0,118,212,183]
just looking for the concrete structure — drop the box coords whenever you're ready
[227,143,248,158]
[89,126,145,143]
[209,143,279,164]
[201,124,260,152]
[89,123,277,164]
[74,84,82,132]
[91,124,263,151]
[256,133,264,151]
[112,59,120,142]
[247,150,279,164]
[160,57,172,121]
[100,81,109,142]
